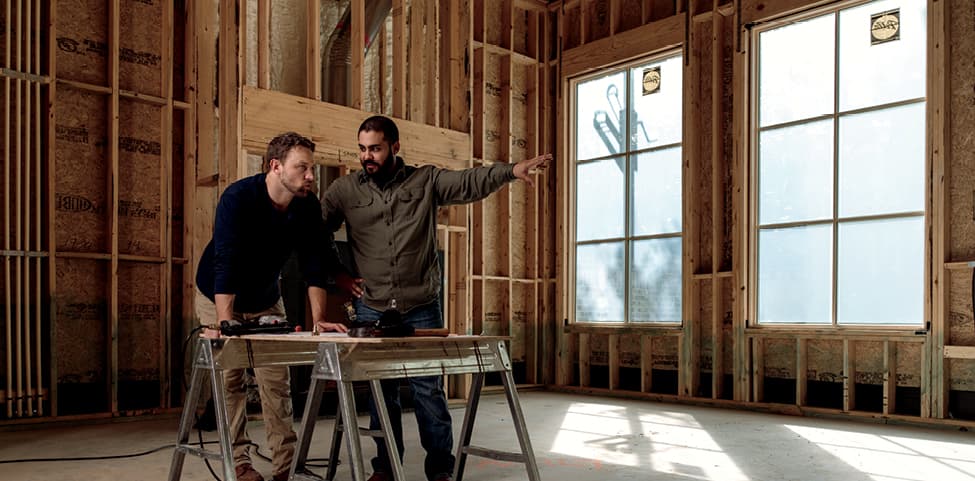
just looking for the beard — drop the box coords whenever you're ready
[280,175,312,197]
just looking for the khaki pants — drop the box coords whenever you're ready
[196,290,297,478]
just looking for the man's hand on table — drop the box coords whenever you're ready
[315,321,349,333]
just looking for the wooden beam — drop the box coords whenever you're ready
[561,14,683,77]
[739,0,832,25]
[219,0,244,183]
[241,86,470,170]
[710,1,725,401]
[681,4,700,398]
[944,346,975,359]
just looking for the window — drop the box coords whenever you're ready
[753,0,926,325]
[572,52,683,323]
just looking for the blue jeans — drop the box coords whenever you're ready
[357,299,455,480]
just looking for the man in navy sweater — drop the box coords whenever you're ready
[196,132,348,481]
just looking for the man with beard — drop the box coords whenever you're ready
[195,132,348,481]
[318,115,551,481]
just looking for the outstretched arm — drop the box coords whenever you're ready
[512,153,553,188]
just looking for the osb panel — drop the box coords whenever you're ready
[510,64,531,163]
[510,180,532,279]
[54,258,108,383]
[948,359,975,391]
[617,0,644,33]
[763,338,794,379]
[57,0,108,86]
[118,262,161,381]
[562,6,581,50]
[55,87,109,253]
[806,339,843,383]
[483,52,504,163]
[620,333,641,368]
[481,279,507,336]
[270,0,307,96]
[853,341,884,385]
[512,7,532,58]
[119,100,162,257]
[119,0,163,95]
[584,0,611,43]
[483,0,506,47]
[481,187,510,277]
[510,283,534,362]
[651,335,678,370]
[699,280,713,371]
[590,333,608,366]
[948,269,975,346]
[895,342,920,387]
[948,0,975,260]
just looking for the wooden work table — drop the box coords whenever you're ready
[168,333,540,481]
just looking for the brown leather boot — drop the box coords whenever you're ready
[235,463,265,481]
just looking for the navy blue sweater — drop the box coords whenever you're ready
[196,173,340,314]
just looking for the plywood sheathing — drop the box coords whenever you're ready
[54,259,108,386]
[56,0,108,86]
[54,87,109,253]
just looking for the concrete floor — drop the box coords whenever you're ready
[2,391,975,481]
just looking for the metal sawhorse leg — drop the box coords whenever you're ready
[291,376,404,481]
[169,338,236,481]
[453,369,540,481]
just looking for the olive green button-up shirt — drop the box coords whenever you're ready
[323,158,516,312]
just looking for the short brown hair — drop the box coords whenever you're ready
[358,115,399,144]
[265,132,315,166]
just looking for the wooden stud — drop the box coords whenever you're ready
[219,0,243,185]
[257,0,270,89]
[427,0,441,126]
[925,0,948,419]
[751,337,763,402]
[609,334,620,390]
[109,0,121,415]
[45,0,57,418]
[195,1,218,180]
[182,0,199,411]
[710,4,724,400]
[3,0,11,420]
[843,339,855,412]
[641,335,653,392]
[350,0,363,108]
[731,0,748,402]
[681,0,700,398]
[884,340,897,416]
[160,0,175,409]
[14,0,24,417]
[408,0,424,121]
[579,332,591,387]
[393,0,407,117]
[796,338,807,406]
[307,0,322,100]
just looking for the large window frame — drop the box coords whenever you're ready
[569,49,684,325]
[748,0,928,328]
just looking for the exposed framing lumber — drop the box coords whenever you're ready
[307,0,322,101]
[44,0,57,417]
[709,1,725,401]
[751,336,763,402]
[925,0,948,419]
[731,0,749,402]
[944,346,975,359]
[680,1,700,398]
[160,0,175,409]
[257,0,270,89]
[392,0,407,117]
[579,332,591,387]
[241,86,470,170]
[883,340,896,415]
[408,0,423,121]
[108,0,121,415]
[843,339,855,412]
[641,334,653,392]
[182,0,198,408]
[3,0,12,420]
[561,14,683,77]
[608,334,620,389]
[796,338,807,405]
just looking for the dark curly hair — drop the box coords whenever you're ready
[358,115,399,144]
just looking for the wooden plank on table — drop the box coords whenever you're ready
[241,86,471,170]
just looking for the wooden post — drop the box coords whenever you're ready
[796,338,807,406]
[350,0,363,108]
[160,0,175,409]
[392,0,407,118]
[108,0,122,414]
[843,339,855,412]
[883,340,897,415]
[308,0,322,100]
[257,0,270,89]
[641,335,653,392]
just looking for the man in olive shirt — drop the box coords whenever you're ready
[319,115,550,481]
